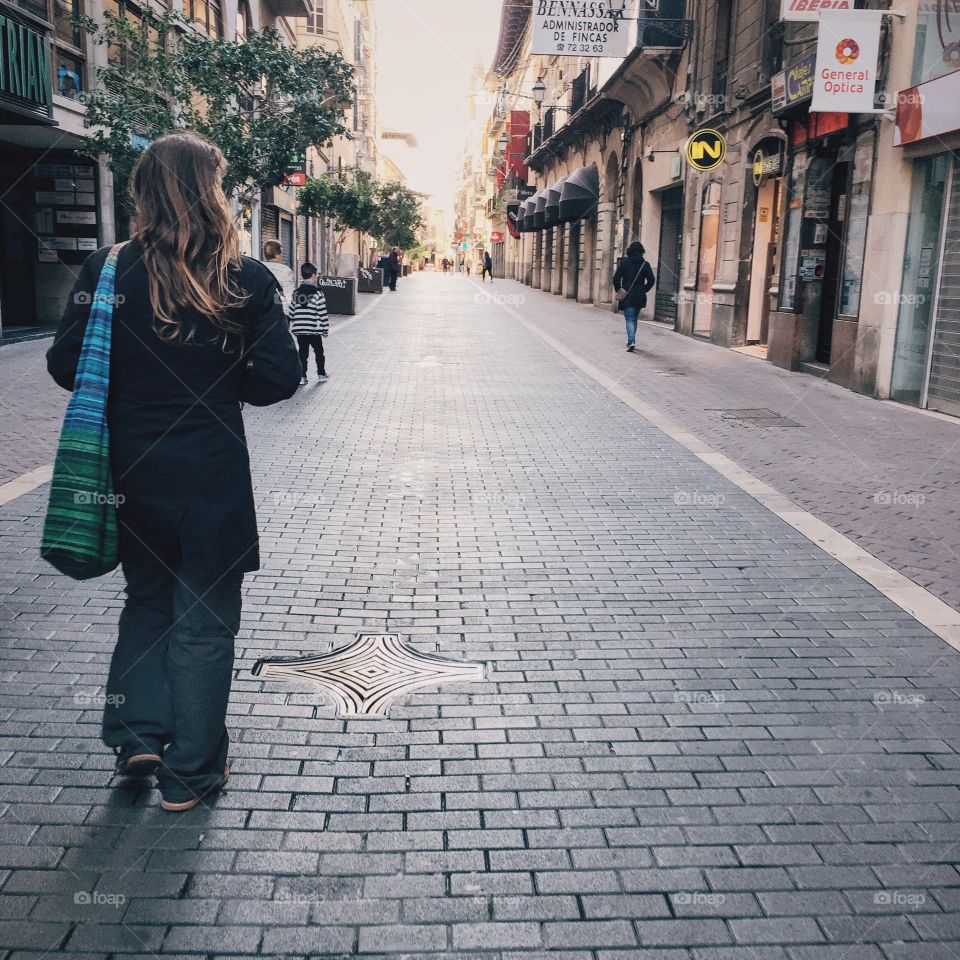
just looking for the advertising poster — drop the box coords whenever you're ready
[531,0,635,57]
[811,9,881,113]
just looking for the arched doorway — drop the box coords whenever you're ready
[600,151,619,302]
[630,159,643,242]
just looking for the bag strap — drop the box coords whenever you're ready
[620,258,642,296]
[73,242,128,387]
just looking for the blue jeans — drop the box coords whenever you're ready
[623,306,638,345]
[103,558,242,802]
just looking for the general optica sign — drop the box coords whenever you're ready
[530,0,635,58]
[811,9,881,113]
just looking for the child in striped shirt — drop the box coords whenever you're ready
[287,262,329,385]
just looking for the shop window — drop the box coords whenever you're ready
[890,154,950,405]
[912,4,960,85]
[778,152,808,311]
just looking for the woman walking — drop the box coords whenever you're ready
[46,133,302,811]
[612,241,656,353]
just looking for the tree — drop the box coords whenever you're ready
[297,169,379,274]
[77,8,354,204]
[373,182,425,252]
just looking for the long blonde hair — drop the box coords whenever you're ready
[129,132,248,341]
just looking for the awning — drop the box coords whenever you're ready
[532,191,548,230]
[544,176,567,227]
[516,199,532,233]
[521,196,537,232]
[559,164,600,223]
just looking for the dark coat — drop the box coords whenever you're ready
[387,251,400,273]
[47,241,302,578]
[612,252,656,310]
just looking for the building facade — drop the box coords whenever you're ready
[473,0,958,415]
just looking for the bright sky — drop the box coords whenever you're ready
[375,0,502,219]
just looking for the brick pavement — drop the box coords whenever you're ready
[1,273,960,956]
[499,280,960,614]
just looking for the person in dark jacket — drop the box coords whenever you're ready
[612,241,656,352]
[482,250,493,282]
[46,133,302,812]
[387,247,401,291]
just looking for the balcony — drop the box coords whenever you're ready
[263,0,311,18]
[637,17,694,49]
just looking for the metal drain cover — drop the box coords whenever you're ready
[252,633,485,717]
[712,408,802,428]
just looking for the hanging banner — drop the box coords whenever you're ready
[811,9,881,113]
[781,0,852,22]
[530,0,634,57]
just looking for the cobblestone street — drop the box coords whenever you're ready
[3,273,960,957]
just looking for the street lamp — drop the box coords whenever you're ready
[607,0,627,15]
[497,132,509,153]
[532,78,546,106]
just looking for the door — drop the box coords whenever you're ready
[280,216,294,269]
[816,161,849,364]
[747,177,781,343]
[567,220,580,299]
[693,183,721,337]
[655,187,683,323]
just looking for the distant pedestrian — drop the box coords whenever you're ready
[466,260,472,277]
[482,250,493,282]
[613,241,656,353]
[262,240,296,312]
[45,132,301,811]
[288,262,329,385]
[387,247,400,291]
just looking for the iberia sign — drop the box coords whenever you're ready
[811,9,881,113]
[781,0,852,22]
[0,9,53,120]
[531,0,634,58]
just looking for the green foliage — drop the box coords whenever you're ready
[373,182,425,251]
[77,8,354,202]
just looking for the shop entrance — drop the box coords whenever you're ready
[815,159,849,363]
[747,176,782,344]
[655,186,683,323]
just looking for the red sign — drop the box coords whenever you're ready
[490,231,504,242]
[283,172,307,187]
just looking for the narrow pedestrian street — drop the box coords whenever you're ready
[2,273,960,957]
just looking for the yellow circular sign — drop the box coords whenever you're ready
[752,149,764,186]
[686,128,727,171]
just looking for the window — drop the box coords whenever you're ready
[711,0,733,100]
[236,0,251,39]
[17,0,88,99]
[912,3,960,85]
[187,0,223,39]
[306,0,323,36]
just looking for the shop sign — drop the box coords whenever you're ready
[0,9,53,120]
[283,153,307,187]
[490,231,504,242]
[781,0,852,22]
[752,149,782,186]
[685,129,727,171]
[531,0,634,58]
[771,52,816,114]
[811,10,881,113]
[894,69,960,145]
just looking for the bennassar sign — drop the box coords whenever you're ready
[531,0,635,58]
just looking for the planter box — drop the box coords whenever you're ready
[358,266,384,294]
[317,275,357,316]
[767,310,803,371]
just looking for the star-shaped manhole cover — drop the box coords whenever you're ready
[251,633,485,717]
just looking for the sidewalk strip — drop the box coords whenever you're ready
[492,287,960,654]
[0,465,53,507]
